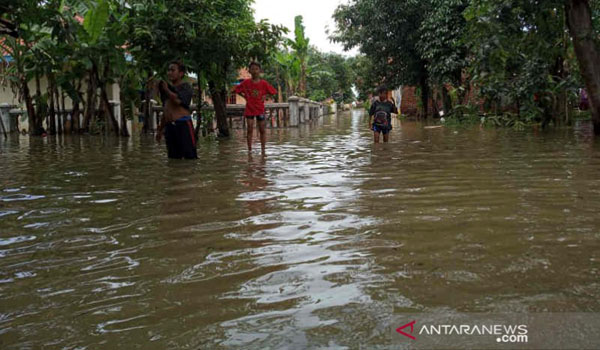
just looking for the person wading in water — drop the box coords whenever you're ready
[234,61,277,154]
[156,61,197,159]
[369,86,398,143]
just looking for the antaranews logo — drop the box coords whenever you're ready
[396,320,528,344]
[396,320,417,340]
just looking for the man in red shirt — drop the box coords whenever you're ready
[234,62,277,153]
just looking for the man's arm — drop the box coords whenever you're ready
[159,81,183,106]
[369,101,376,125]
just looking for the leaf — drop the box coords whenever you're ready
[84,0,110,44]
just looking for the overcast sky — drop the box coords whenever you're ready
[252,0,358,56]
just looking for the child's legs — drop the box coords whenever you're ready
[246,117,255,150]
[373,130,380,143]
[257,117,266,151]
[383,130,390,143]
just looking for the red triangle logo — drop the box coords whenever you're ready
[396,320,417,340]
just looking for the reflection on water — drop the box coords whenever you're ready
[1,111,600,349]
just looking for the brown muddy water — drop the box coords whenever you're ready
[1,110,599,349]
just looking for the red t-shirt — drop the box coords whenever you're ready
[234,79,277,116]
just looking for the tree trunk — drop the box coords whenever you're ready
[95,62,119,136]
[118,89,130,137]
[99,84,119,136]
[142,72,153,133]
[67,99,76,135]
[441,85,452,116]
[34,72,44,134]
[194,69,203,138]
[287,80,294,98]
[71,79,82,133]
[565,0,600,135]
[120,105,130,137]
[275,65,283,102]
[58,89,64,134]
[562,11,572,127]
[299,59,307,97]
[277,84,283,103]
[82,68,97,132]
[22,77,36,136]
[48,75,56,135]
[209,80,230,138]
[419,75,430,120]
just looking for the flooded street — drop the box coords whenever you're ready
[1,110,600,349]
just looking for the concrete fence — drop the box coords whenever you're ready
[0,97,336,134]
[151,96,333,131]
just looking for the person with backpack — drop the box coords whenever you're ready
[369,86,398,143]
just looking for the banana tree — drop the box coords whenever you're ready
[286,16,309,97]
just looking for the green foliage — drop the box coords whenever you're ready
[261,16,356,103]
[263,46,356,103]
[306,49,355,103]
[1,0,288,135]
[332,0,430,89]
[333,0,585,127]
[417,0,469,84]
[83,0,109,44]
[286,15,310,97]
[347,55,376,101]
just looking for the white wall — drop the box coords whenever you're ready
[0,76,120,132]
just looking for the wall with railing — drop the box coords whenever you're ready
[149,96,333,131]
[0,96,335,135]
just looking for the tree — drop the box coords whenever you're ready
[566,0,600,134]
[1,1,59,135]
[129,0,285,137]
[347,55,377,102]
[463,0,581,126]
[332,0,433,117]
[287,16,310,97]
[306,49,355,103]
[417,0,469,113]
[262,48,298,101]
[332,0,590,129]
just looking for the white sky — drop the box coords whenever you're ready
[252,0,358,56]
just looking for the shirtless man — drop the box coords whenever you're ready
[156,61,197,159]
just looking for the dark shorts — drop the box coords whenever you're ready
[372,123,391,134]
[245,115,266,121]
[165,116,197,159]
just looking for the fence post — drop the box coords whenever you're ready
[305,101,310,121]
[289,96,299,127]
[149,102,158,131]
[0,104,17,134]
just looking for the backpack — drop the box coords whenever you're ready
[373,102,389,128]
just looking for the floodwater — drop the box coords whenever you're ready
[1,110,599,349]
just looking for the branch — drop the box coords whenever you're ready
[0,18,18,38]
